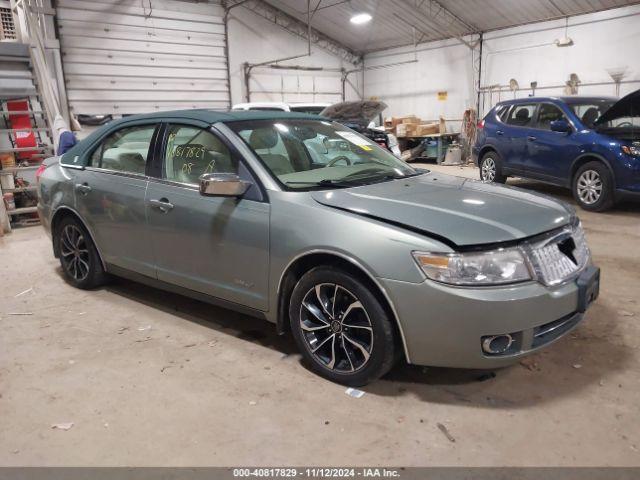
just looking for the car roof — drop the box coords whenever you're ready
[495,95,618,106]
[106,109,323,125]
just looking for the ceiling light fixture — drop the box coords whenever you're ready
[350,12,372,24]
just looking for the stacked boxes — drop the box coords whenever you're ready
[385,115,446,138]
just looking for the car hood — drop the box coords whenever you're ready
[595,88,640,125]
[321,101,387,127]
[310,173,573,247]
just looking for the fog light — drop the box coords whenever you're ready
[482,334,514,354]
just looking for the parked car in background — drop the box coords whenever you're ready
[38,109,599,385]
[473,89,640,211]
[320,100,401,158]
[232,101,330,115]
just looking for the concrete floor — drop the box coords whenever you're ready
[1,164,639,466]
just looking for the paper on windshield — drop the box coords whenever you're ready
[335,131,373,151]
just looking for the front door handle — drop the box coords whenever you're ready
[149,198,174,213]
[527,136,537,141]
[75,183,92,195]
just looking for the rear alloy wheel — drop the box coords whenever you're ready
[289,267,396,386]
[572,161,614,212]
[480,152,507,184]
[57,216,107,289]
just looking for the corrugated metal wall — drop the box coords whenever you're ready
[57,0,229,115]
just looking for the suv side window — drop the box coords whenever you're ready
[164,124,238,184]
[90,124,156,174]
[506,104,536,127]
[537,103,566,130]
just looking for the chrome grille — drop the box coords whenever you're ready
[527,223,590,286]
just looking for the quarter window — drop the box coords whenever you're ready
[537,104,566,130]
[506,104,536,127]
[90,124,156,174]
[163,125,238,184]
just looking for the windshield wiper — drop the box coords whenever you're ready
[284,179,361,188]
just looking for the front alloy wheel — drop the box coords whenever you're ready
[299,283,373,372]
[576,169,602,205]
[289,267,397,386]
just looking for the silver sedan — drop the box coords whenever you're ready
[37,110,600,385]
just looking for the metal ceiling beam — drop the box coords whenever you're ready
[393,0,479,49]
[236,0,361,65]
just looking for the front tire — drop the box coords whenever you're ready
[479,151,507,183]
[289,267,396,386]
[572,161,615,212]
[57,216,107,289]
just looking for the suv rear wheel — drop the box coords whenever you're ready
[289,266,396,386]
[479,151,507,183]
[572,161,615,212]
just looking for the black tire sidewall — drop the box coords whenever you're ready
[289,266,396,386]
[572,162,614,212]
[57,217,105,289]
[480,151,507,183]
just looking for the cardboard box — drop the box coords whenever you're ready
[384,117,402,131]
[396,123,418,138]
[401,115,420,125]
[414,123,439,136]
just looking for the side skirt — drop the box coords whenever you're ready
[106,264,271,322]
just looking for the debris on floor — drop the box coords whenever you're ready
[51,422,74,431]
[618,310,635,317]
[117,327,129,334]
[7,312,33,316]
[207,340,218,347]
[135,337,152,343]
[437,422,456,443]
[14,287,34,297]
[573,364,583,369]
[248,401,257,406]
[183,343,197,348]
[519,358,539,371]
[137,325,151,332]
[345,388,365,398]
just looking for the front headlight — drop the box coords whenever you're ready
[621,144,640,157]
[412,248,532,286]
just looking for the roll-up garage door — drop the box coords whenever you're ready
[57,0,229,115]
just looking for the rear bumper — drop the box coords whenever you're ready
[380,271,595,369]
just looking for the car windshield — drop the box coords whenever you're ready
[568,100,616,128]
[228,119,420,190]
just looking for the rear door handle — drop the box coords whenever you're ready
[496,130,504,136]
[527,136,537,141]
[75,183,92,195]
[149,198,174,213]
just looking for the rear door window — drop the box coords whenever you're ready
[506,104,537,127]
[90,124,157,174]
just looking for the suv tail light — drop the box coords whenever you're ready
[35,163,47,182]
[477,119,485,130]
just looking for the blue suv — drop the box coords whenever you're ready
[473,90,640,211]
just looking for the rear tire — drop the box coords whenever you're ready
[56,216,107,289]
[572,161,615,212]
[289,266,396,386]
[479,151,507,184]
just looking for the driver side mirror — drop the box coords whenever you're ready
[199,173,251,197]
[550,119,572,134]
